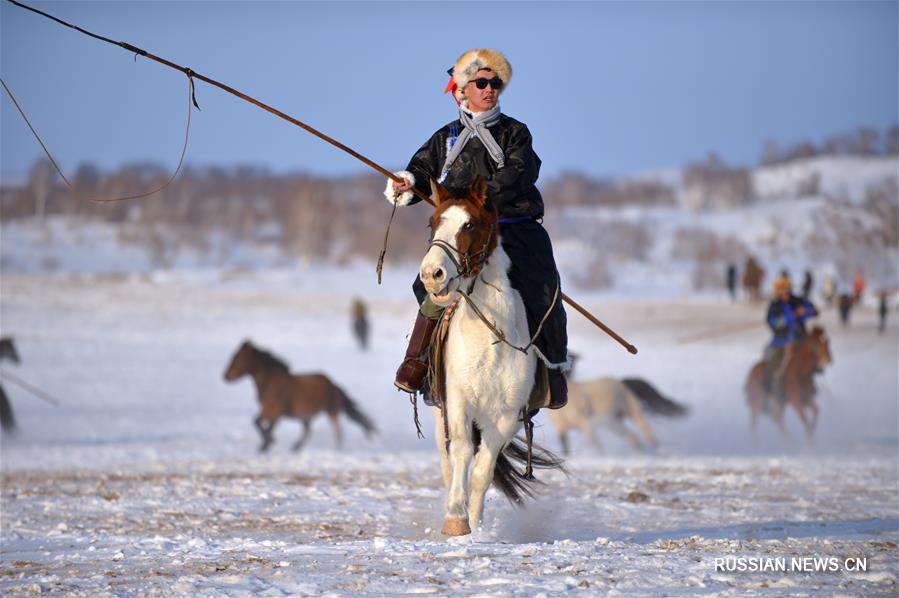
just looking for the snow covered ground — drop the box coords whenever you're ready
[1,270,897,595]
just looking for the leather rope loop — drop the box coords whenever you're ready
[1,73,195,203]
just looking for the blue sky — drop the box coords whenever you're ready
[1,1,896,182]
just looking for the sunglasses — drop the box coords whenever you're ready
[470,76,504,91]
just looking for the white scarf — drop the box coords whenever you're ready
[440,103,504,181]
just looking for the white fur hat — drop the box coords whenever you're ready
[446,48,512,103]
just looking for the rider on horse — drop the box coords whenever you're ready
[385,48,569,409]
[762,275,819,395]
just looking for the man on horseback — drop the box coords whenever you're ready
[762,275,819,396]
[384,48,569,409]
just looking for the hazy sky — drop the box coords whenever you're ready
[1,1,896,182]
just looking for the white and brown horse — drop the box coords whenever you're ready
[419,178,562,536]
[547,377,688,454]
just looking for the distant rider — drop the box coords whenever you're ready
[762,275,819,395]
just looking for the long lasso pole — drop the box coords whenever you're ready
[4,0,433,205]
[6,0,637,355]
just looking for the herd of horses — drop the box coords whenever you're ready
[210,179,835,536]
[0,180,837,537]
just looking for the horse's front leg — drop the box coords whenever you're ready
[442,397,474,536]
[467,413,519,531]
[749,397,759,436]
[793,395,815,442]
[291,419,311,452]
[772,399,788,437]
[434,409,451,490]
[807,398,819,435]
[254,414,273,452]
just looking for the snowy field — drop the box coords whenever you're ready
[1,269,897,595]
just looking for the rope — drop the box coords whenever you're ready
[522,409,536,480]
[0,368,61,406]
[457,274,561,356]
[1,74,194,203]
[426,299,460,456]
[408,392,424,439]
[375,201,398,285]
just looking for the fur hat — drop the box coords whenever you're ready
[445,48,512,103]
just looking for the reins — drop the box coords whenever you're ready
[427,216,560,356]
[458,276,561,356]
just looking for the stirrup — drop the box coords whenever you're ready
[394,358,428,393]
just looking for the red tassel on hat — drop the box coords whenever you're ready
[444,76,460,106]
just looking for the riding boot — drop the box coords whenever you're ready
[547,369,568,410]
[395,312,439,393]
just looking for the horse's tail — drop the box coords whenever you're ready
[0,384,16,432]
[621,378,688,417]
[492,434,566,505]
[335,385,377,438]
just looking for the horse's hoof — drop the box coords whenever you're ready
[441,517,471,536]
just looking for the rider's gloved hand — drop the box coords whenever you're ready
[384,171,416,206]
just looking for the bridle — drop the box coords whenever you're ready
[427,218,496,296]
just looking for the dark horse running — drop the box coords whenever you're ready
[223,340,376,452]
[0,336,21,432]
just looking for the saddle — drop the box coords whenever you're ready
[421,357,550,411]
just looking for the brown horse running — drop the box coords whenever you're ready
[223,340,376,452]
[745,326,833,440]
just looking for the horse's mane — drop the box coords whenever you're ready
[251,346,291,373]
[799,326,826,348]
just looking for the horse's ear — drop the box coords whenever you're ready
[429,179,450,206]
[470,177,488,208]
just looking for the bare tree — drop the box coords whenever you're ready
[886,124,899,155]
[760,139,780,166]
[27,159,54,223]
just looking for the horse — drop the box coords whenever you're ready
[418,178,564,537]
[0,336,20,432]
[0,337,20,364]
[223,340,376,452]
[546,377,688,453]
[744,326,833,440]
[351,298,369,351]
[742,256,765,303]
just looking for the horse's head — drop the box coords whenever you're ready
[224,340,255,382]
[0,337,20,364]
[419,178,498,306]
[808,326,833,371]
